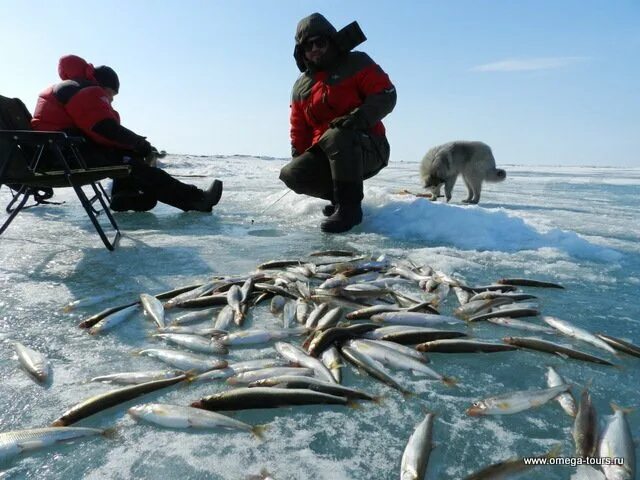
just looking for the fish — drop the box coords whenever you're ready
[486,317,556,334]
[214,305,235,330]
[220,328,307,346]
[274,342,336,383]
[295,298,311,323]
[153,334,228,355]
[170,294,228,309]
[453,297,515,320]
[308,250,358,257]
[14,341,50,383]
[239,277,254,304]
[320,346,342,383]
[51,375,188,426]
[349,340,453,385]
[62,293,119,313]
[340,345,409,394]
[314,306,343,331]
[270,295,287,315]
[400,413,435,480]
[573,387,598,458]
[467,384,571,416]
[305,303,329,329]
[257,259,302,270]
[497,278,564,289]
[0,427,107,463]
[157,326,227,336]
[282,300,297,328]
[543,316,617,355]
[502,337,615,366]
[163,280,220,309]
[250,375,374,401]
[227,285,244,325]
[137,348,228,372]
[463,445,561,479]
[227,367,315,385]
[129,403,265,437]
[365,325,467,344]
[371,312,462,327]
[306,323,380,357]
[90,370,184,385]
[192,359,292,383]
[353,338,426,363]
[191,387,349,411]
[171,307,219,326]
[88,304,139,334]
[416,339,517,353]
[596,333,640,358]
[468,308,540,322]
[598,404,635,480]
[546,366,577,417]
[467,291,538,303]
[78,302,138,329]
[140,293,165,329]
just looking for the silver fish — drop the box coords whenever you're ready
[274,342,336,383]
[467,384,571,415]
[305,303,329,329]
[214,305,235,330]
[486,317,555,334]
[320,346,342,383]
[153,334,228,354]
[138,348,227,372]
[282,300,297,328]
[227,367,314,385]
[14,341,50,383]
[0,427,106,463]
[269,295,286,315]
[340,345,409,394]
[598,404,635,480]
[171,307,218,326]
[400,412,435,480]
[543,316,617,355]
[573,388,598,458]
[88,304,139,334]
[140,293,165,328]
[90,370,184,385]
[129,403,263,436]
[220,328,306,346]
[546,366,577,417]
[227,285,244,324]
[371,312,462,327]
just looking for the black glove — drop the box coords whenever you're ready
[133,138,153,157]
[329,111,367,130]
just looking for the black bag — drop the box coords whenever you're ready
[333,21,367,53]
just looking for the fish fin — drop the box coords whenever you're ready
[610,403,634,415]
[101,427,119,440]
[347,400,363,409]
[497,401,511,410]
[546,444,563,458]
[555,352,569,360]
[226,377,239,385]
[442,376,458,388]
[372,395,385,405]
[252,424,268,440]
[401,390,415,399]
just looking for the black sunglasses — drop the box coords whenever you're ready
[302,36,329,52]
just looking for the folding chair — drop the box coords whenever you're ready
[0,95,131,251]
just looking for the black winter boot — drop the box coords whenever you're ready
[322,203,336,217]
[320,180,363,233]
[188,179,223,212]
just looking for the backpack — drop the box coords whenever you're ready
[0,95,38,182]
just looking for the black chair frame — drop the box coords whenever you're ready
[0,130,130,251]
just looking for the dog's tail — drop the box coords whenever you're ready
[486,168,507,182]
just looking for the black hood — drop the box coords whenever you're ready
[295,13,337,45]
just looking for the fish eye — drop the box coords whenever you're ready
[472,402,480,407]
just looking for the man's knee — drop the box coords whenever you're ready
[317,127,356,153]
[279,162,302,192]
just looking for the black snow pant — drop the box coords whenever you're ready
[77,144,204,211]
[279,128,390,202]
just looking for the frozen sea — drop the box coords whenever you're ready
[1,156,639,480]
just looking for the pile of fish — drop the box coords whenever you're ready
[3,250,638,479]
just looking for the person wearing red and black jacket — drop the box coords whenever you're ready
[32,56,222,212]
[279,13,396,233]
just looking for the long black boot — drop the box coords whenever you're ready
[320,181,363,233]
[322,203,336,217]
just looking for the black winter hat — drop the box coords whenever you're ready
[94,65,120,93]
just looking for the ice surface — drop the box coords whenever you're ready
[1,156,638,479]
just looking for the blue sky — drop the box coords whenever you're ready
[1,1,638,166]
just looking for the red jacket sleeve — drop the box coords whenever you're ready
[64,86,135,149]
[353,59,397,128]
[290,99,313,157]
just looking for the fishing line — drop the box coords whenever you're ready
[250,189,292,224]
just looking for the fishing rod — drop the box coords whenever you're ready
[250,189,292,224]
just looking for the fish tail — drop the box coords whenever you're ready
[101,427,119,439]
[546,444,563,458]
[346,400,362,409]
[401,390,415,399]
[51,419,65,427]
[442,376,458,387]
[372,395,386,405]
[610,402,634,414]
[252,424,268,440]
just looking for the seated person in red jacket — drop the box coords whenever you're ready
[279,13,396,233]
[32,55,222,212]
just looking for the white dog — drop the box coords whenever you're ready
[420,141,506,204]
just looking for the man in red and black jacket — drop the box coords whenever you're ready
[32,55,222,212]
[279,13,396,233]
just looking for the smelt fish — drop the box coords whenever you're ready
[400,413,435,480]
